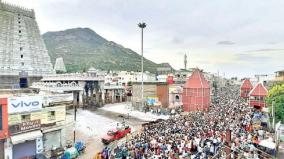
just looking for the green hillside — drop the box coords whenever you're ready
[43,28,161,73]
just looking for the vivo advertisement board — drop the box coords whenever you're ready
[8,96,43,114]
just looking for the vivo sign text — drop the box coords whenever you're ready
[12,101,40,108]
[8,96,43,114]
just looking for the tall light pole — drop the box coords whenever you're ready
[138,22,146,112]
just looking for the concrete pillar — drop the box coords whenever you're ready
[79,91,83,106]
[88,89,92,98]
[4,138,12,159]
[95,90,100,105]
[119,90,123,102]
[102,90,105,104]
[112,90,115,103]
[73,91,78,106]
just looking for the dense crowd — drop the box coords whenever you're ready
[97,85,274,159]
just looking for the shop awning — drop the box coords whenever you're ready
[11,130,42,145]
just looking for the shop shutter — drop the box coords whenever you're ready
[43,130,61,151]
[13,140,36,159]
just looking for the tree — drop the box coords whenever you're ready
[266,84,284,123]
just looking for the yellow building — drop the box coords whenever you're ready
[8,106,66,126]
[6,95,70,158]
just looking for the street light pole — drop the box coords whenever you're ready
[74,91,78,143]
[272,101,275,130]
[138,22,146,112]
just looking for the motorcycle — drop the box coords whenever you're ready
[74,141,86,154]
[60,141,86,159]
[50,147,65,159]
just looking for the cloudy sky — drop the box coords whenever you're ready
[6,0,284,78]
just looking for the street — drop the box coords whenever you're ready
[66,103,150,159]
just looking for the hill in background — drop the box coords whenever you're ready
[43,28,163,73]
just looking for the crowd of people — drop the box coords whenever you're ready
[97,85,275,159]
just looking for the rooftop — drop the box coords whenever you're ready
[241,79,253,90]
[249,83,268,97]
[184,69,210,89]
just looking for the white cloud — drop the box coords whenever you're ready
[4,0,284,77]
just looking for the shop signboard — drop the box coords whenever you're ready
[8,96,42,114]
[9,119,41,135]
[19,120,41,132]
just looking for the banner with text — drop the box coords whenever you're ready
[8,96,43,114]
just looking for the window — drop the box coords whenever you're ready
[20,47,23,51]
[0,105,2,130]
[19,30,21,33]
[21,114,31,122]
[21,62,24,66]
[21,54,23,58]
[175,95,180,102]
[18,21,21,24]
[48,111,56,121]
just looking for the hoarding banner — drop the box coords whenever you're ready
[8,96,43,114]
[147,96,159,106]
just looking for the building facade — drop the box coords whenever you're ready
[0,1,55,89]
[2,94,69,159]
[0,98,8,159]
[31,69,105,107]
[104,85,125,104]
[182,69,211,112]
[168,84,183,109]
[249,83,268,109]
[131,82,169,110]
[6,96,44,159]
[240,79,253,98]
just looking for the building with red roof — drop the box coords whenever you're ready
[182,69,210,112]
[240,79,253,98]
[249,83,268,108]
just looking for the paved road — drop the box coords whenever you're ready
[93,106,147,126]
[66,106,147,159]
